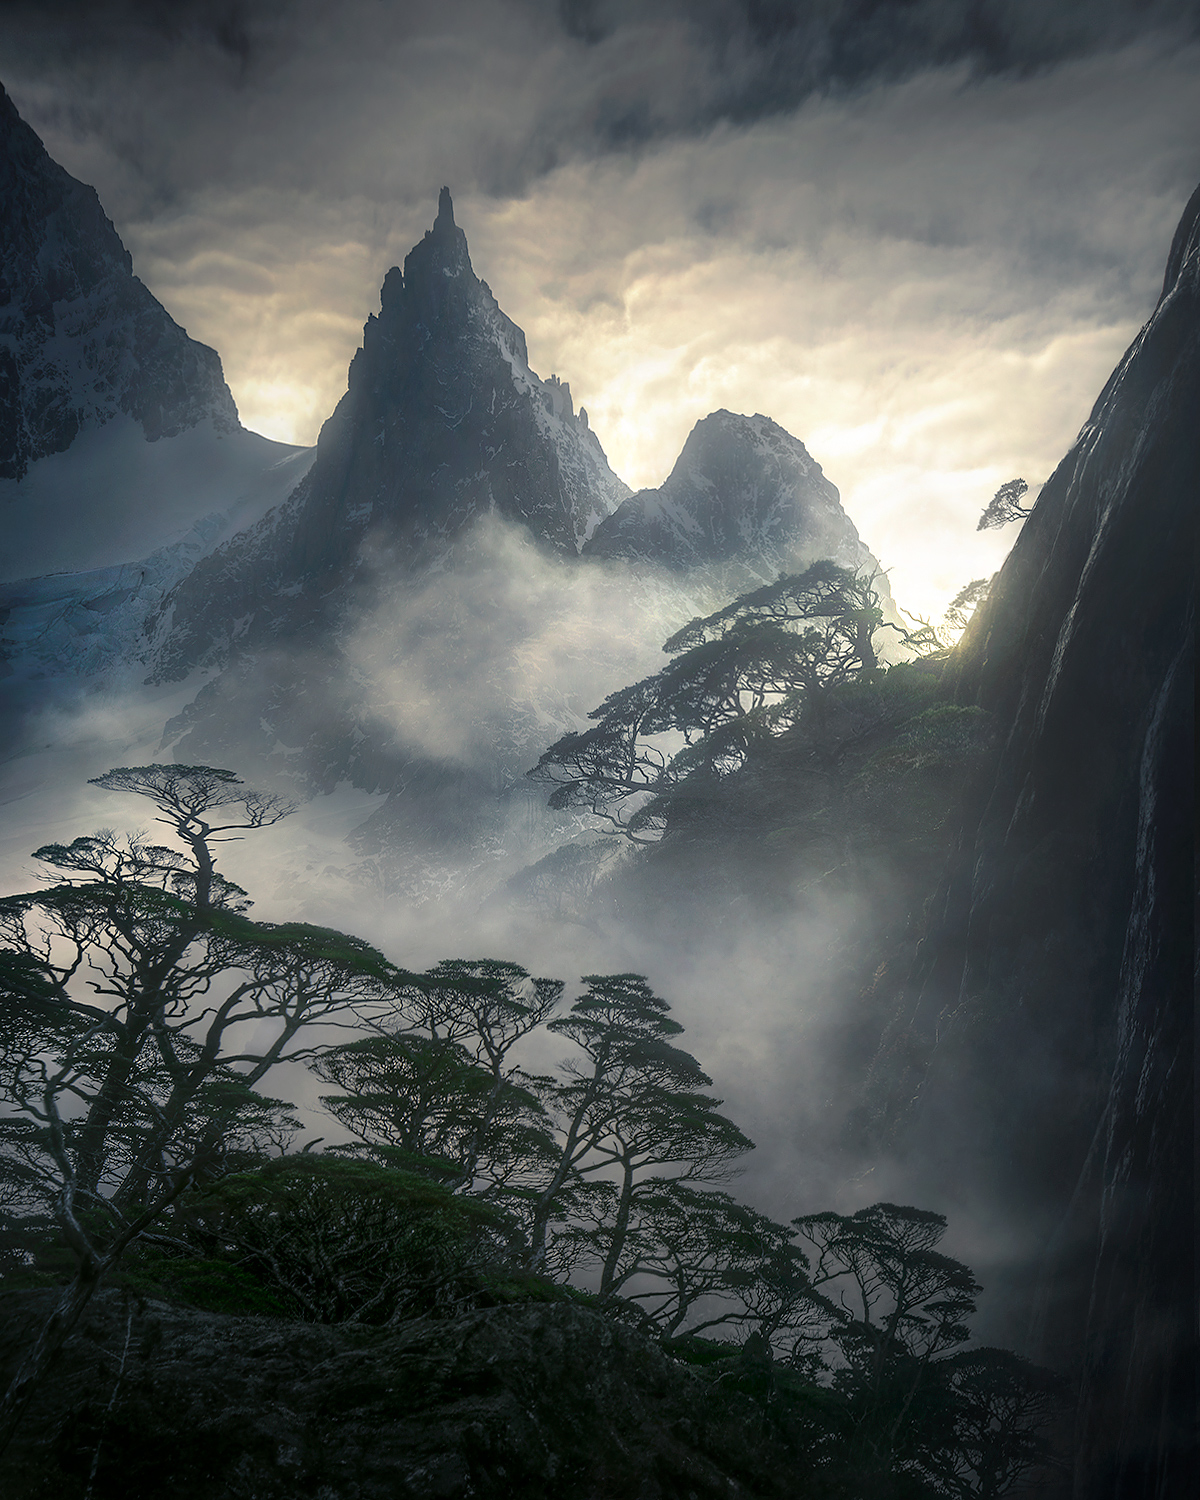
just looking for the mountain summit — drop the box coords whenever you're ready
[154,189,629,678]
[585,410,878,578]
[286,183,627,564]
[0,82,238,482]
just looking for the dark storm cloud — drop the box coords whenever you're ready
[564,0,1200,140]
[678,0,1200,119]
[2,0,1196,200]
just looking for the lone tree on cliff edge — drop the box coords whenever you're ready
[976,478,1031,530]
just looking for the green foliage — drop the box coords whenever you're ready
[2,766,1061,1496]
[824,660,943,727]
[529,561,908,842]
[316,1031,556,1192]
[113,1252,291,1318]
[0,762,419,1462]
[866,706,994,777]
[172,1154,520,1324]
[314,958,562,1200]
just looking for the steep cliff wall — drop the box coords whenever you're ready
[0,83,238,482]
[884,185,1197,1494]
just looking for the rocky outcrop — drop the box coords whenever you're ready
[872,185,1198,1494]
[0,83,239,481]
[0,1289,802,1500]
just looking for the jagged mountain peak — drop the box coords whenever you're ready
[584,408,888,605]
[0,81,239,481]
[382,185,474,309]
[151,191,630,680]
[0,81,132,289]
[290,186,624,561]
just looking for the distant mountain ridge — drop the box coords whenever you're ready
[0,82,239,481]
[585,409,874,576]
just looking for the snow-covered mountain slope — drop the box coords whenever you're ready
[0,418,311,584]
[0,83,315,735]
[151,188,630,684]
[0,437,314,710]
[0,82,239,484]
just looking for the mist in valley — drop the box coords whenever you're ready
[0,512,922,1237]
[1,14,1194,1490]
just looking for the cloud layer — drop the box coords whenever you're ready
[2,4,1197,616]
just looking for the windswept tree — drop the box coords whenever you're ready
[590,1181,814,1343]
[314,960,562,1196]
[528,562,905,841]
[976,478,1031,530]
[790,1202,1053,1493]
[0,766,399,1454]
[528,974,754,1286]
[943,577,993,635]
[314,970,755,1289]
[931,1348,1064,1499]
[901,575,996,656]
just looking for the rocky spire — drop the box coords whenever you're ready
[152,188,629,680]
[396,183,472,294]
[436,184,455,229]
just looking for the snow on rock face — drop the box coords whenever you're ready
[0,434,315,722]
[0,84,240,482]
[0,419,312,584]
[585,410,873,573]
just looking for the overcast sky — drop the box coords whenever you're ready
[3,0,1198,617]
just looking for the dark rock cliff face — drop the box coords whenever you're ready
[0,1290,801,1500]
[0,83,239,481]
[152,188,628,683]
[585,409,874,578]
[873,186,1197,1494]
[139,194,634,816]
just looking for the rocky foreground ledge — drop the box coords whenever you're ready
[1,1289,802,1499]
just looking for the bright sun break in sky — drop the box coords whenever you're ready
[5,1,1198,622]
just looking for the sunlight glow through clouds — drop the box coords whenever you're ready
[74,41,1197,622]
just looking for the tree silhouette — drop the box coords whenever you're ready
[976,478,1031,530]
[790,1203,1061,1494]
[0,766,396,1455]
[526,975,753,1281]
[314,960,561,1196]
[529,562,904,841]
